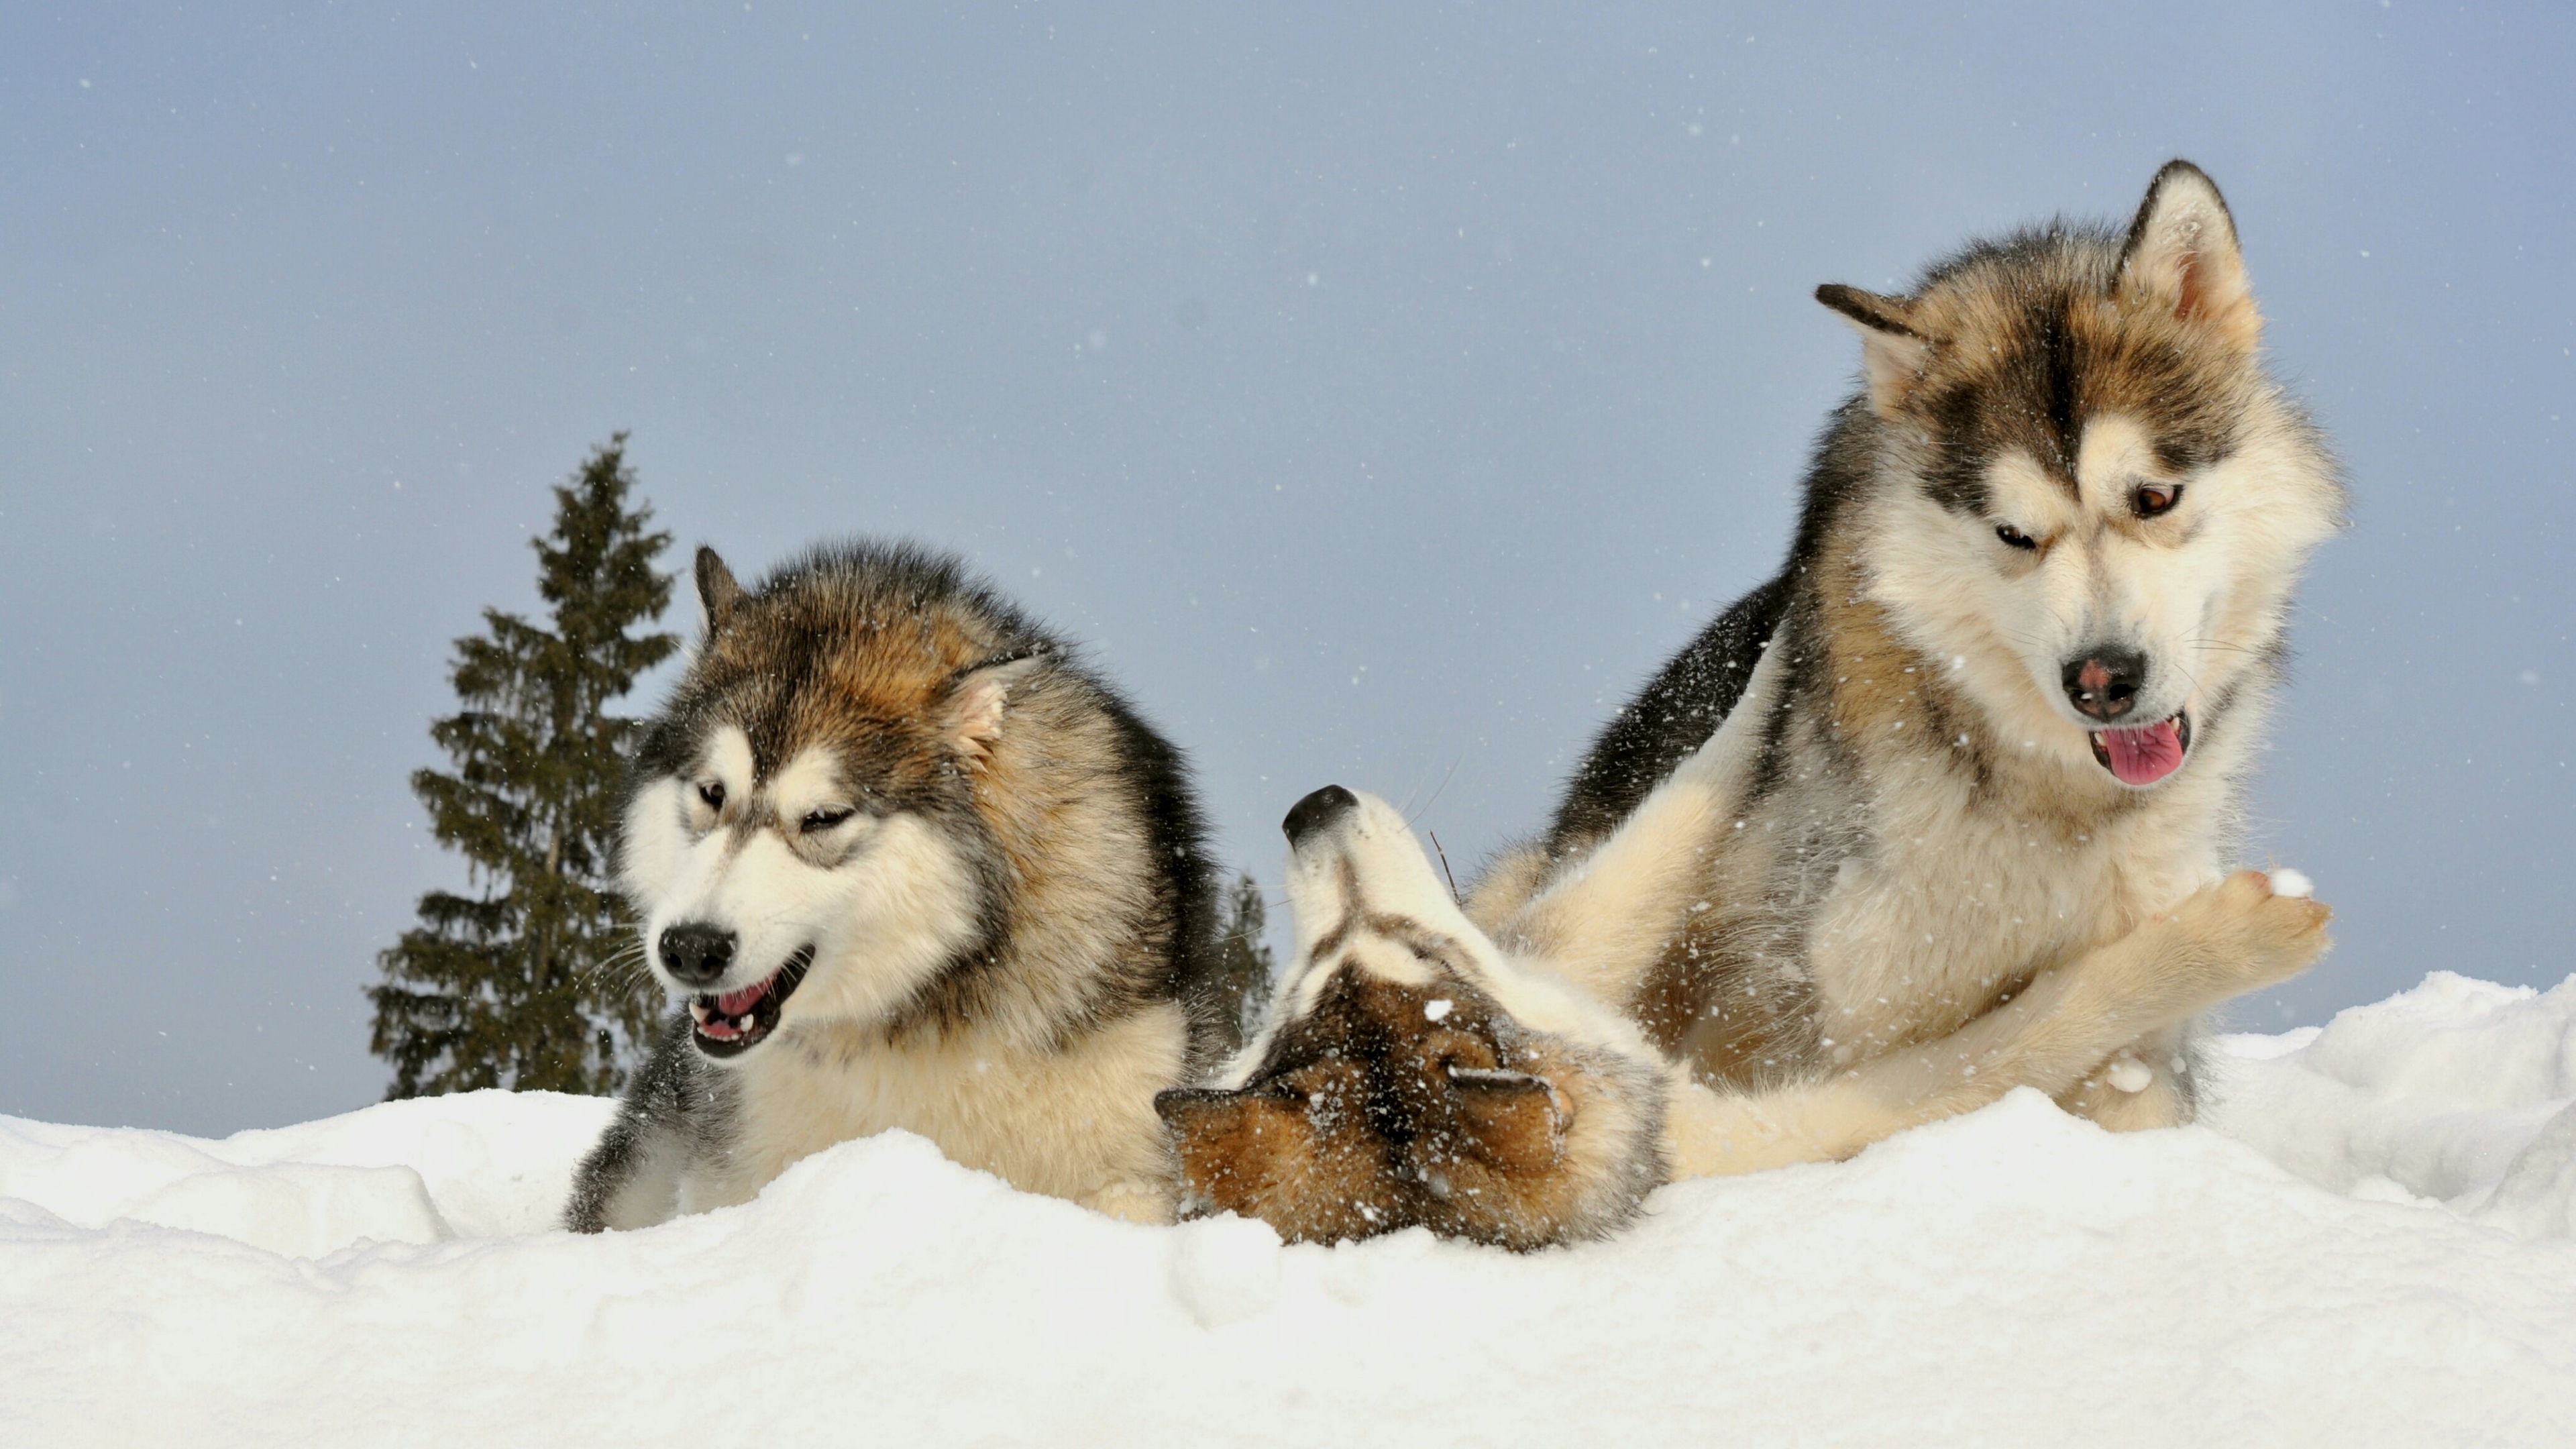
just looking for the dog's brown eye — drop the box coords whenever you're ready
[1995,523,2037,551]
[2133,482,2183,518]
[800,805,855,833]
[697,780,727,810]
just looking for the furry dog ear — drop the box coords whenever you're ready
[1153,1085,1246,1127]
[694,547,744,636]
[1155,1085,1269,1185]
[941,653,1046,761]
[1444,1067,1568,1173]
[2118,160,2259,354]
[1816,284,1932,417]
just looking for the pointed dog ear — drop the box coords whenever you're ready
[1155,1085,1271,1167]
[1817,283,1933,417]
[1154,1085,1248,1128]
[940,652,1046,762]
[1443,1066,1568,1173]
[1157,1083,1298,1212]
[2118,160,2259,354]
[694,546,744,637]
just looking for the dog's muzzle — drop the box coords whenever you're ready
[686,945,815,1059]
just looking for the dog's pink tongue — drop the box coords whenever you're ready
[714,979,769,1016]
[2100,720,2185,786]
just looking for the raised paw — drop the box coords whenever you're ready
[2161,868,2334,1000]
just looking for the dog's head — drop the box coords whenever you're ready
[1818,161,2344,789]
[1156,787,1666,1249]
[619,544,1042,1061]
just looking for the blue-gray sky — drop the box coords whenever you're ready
[5,3,2571,1134]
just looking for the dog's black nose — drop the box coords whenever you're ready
[658,922,737,987]
[2061,648,2148,722]
[1283,785,1360,849]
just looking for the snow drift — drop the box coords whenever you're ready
[7,972,2576,1446]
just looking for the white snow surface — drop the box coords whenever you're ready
[8,973,2576,1446]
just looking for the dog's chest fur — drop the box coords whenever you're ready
[1791,757,2220,1056]
[678,1002,1187,1216]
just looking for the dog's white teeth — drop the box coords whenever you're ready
[688,1000,711,1024]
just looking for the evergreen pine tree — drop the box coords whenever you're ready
[368,436,680,1097]
[1208,872,1277,1042]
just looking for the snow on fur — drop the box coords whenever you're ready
[7,973,2576,1445]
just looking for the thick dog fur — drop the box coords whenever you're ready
[1161,768,2327,1250]
[1468,160,2346,1132]
[565,542,1232,1231]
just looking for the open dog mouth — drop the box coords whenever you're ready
[2088,710,2192,787]
[688,946,813,1058]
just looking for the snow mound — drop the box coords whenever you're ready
[2208,969,2576,1236]
[6,976,2575,1446]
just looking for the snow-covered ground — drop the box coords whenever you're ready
[7,972,2576,1447]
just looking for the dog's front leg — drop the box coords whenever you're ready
[1860,869,2327,1132]
[1662,870,2327,1175]
[1499,643,1788,1005]
[2054,868,2324,1130]
[565,1110,691,1232]
[564,1016,703,1232]
[2053,1022,2197,1130]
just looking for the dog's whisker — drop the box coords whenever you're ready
[1403,751,1467,830]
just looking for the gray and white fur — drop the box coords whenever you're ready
[566,541,1232,1231]
[1469,160,2346,1133]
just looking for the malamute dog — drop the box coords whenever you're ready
[566,543,1232,1230]
[1466,160,2345,1134]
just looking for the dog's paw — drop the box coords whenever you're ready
[2160,869,2333,999]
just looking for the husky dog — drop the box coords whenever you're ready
[566,542,1231,1231]
[1468,160,2345,1132]
[1159,760,2326,1249]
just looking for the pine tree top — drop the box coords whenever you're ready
[371,436,681,1099]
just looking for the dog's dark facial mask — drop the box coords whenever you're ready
[1157,966,1574,1248]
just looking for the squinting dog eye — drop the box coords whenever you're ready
[2133,482,2184,518]
[800,806,856,833]
[1994,523,2037,550]
[697,781,727,810]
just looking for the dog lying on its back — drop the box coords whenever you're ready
[566,542,1234,1231]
